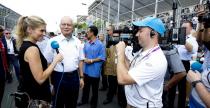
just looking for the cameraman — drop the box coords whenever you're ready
[186,10,210,108]
[116,17,167,108]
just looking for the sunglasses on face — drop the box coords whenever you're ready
[5,33,11,35]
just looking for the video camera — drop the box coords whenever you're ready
[106,26,141,53]
[159,0,186,50]
[194,0,210,28]
[159,27,186,50]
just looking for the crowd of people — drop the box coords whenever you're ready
[0,6,209,108]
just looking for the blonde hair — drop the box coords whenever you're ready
[15,16,46,49]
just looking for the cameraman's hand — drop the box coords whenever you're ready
[187,70,201,83]
[53,53,63,64]
[195,4,206,23]
[197,11,205,17]
[196,5,205,15]
[116,41,126,56]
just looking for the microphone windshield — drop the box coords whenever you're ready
[191,61,202,72]
[51,41,59,49]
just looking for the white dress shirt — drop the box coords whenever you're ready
[6,38,15,54]
[44,34,85,72]
[36,36,49,54]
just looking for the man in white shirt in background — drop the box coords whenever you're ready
[3,29,19,82]
[36,35,50,54]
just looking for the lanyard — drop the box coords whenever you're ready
[130,46,161,68]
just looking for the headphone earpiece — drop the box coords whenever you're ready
[150,30,155,38]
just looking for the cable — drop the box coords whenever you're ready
[53,64,64,108]
[207,71,210,85]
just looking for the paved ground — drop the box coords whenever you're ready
[1,71,179,108]
[1,71,120,108]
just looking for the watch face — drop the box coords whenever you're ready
[192,80,202,87]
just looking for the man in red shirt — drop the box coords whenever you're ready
[0,26,9,107]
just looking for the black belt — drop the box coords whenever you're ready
[54,70,78,76]
[182,60,190,62]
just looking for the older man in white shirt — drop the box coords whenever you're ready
[44,16,85,108]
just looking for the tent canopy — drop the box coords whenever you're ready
[88,0,200,23]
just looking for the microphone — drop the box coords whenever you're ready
[51,41,59,53]
[51,41,63,66]
[191,61,203,73]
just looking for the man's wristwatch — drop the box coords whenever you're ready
[80,76,84,80]
[192,80,202,88]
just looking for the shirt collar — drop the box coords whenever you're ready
[60,34,74,42]
[187,34,192,39]
[89,38,98,44]
[6,38,11,41]
[140,45,160,57]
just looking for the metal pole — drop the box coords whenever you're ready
[108,0,111,24]
[154,0,158,17]
[199,0,203,4]
[4,14,10,28]
[132,0,135,22]
[172,0,177,28]
[101,4,104,32]
[117,0,120,29]
[177,6,181,28]
[96,10,98,27]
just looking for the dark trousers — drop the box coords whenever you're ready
[0,76,5,108]
[167,60,189,108]
[52,71,80,108]
[101,63,108,89]
[81,74,100,106]
[117,85,127,108]
[162,90,169,108]
[8,54,20,81]
[106,75,117,101]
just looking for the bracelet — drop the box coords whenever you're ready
[192,80,202,88]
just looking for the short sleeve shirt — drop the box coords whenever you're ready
[44,34,85,72]
[163,48,186,82]
[125,45,167,108]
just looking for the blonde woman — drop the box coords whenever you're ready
[16,16,63,107]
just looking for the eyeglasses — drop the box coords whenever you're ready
[61,23,72,27]
[5,33,11,35]
[107,30,110,31]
